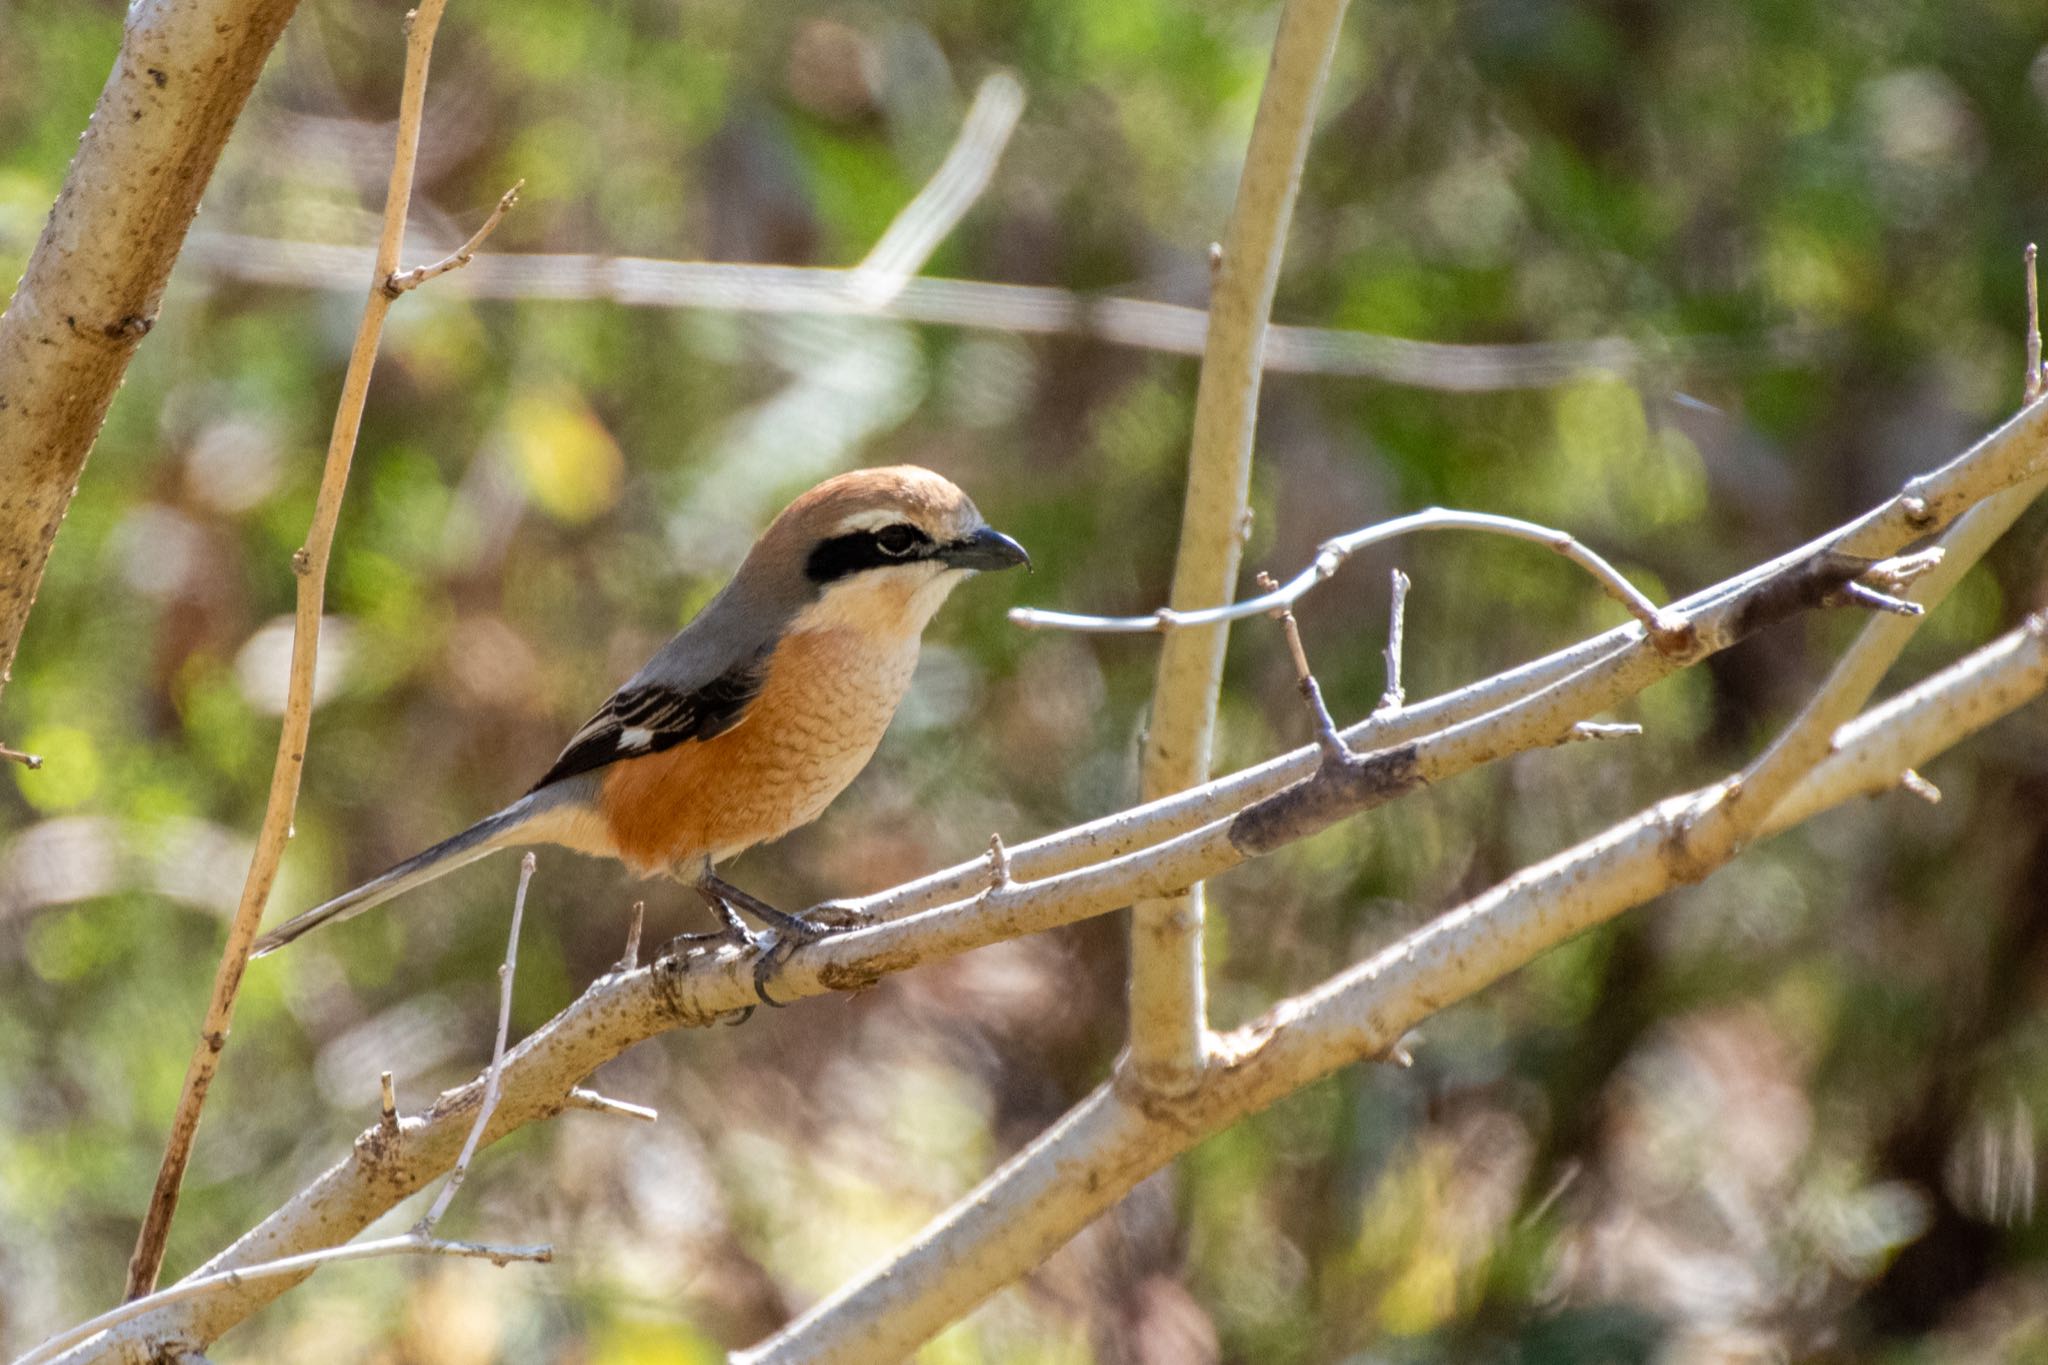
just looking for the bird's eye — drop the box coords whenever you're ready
[875,524,921,557]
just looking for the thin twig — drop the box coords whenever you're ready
[2027,244,2042,404]
[1897,769,1942,804]
[847,73,1025,307]
[0,742,42,769]
[124,0,474,1301]
[61,401,2048,1361]
[733,618,2048,1364]
[564,1088,659,1122]
[1378,568,1410,713]
[384,180,523,296]
[1263,587,1346,764]
[617,900,645,972]
[53,616,2048,1365]
[417,851,534,1234]
[18,1234,550,1365]
[1014,507,1686,650]
[378,1072,399,1137]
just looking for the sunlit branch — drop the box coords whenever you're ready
[1013,507,1684,646]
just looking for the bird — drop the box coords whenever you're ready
[251,465,1030,1002]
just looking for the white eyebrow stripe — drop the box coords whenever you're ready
[831,508,908,535]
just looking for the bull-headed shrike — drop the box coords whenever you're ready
[253,465,1030,1001]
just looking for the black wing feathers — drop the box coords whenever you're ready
[528,654,768,792]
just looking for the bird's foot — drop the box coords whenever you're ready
[695,875,871,1007]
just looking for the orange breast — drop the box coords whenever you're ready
[597,627,920,876]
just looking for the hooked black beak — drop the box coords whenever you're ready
[941,525,1032,573]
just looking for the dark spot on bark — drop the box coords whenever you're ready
[105,314,153,339]
[64,316,76,331]
[131,110,142,121]
[147,67,167,87]
[1229,742,1425,857]
[1729,550,1876,643]
[818,962,885,994]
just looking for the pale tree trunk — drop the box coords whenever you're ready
[0,0,300,692]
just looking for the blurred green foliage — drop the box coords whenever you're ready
[4,0,2048,1360]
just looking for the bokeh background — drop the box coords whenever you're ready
[6,0,2048,1360]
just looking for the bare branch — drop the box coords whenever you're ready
[0,742,43,770]
[45,393,2048,1361]
[1014,507,1684,647]
[1128,0,1354,1094]
[383,179,523,295]
[125,0,486,1300]
[20,1234,549,1365]
[0,0,301,693]
[52,603,2048,1365]
[735,615,2048,1365]
[854,394,2048,928]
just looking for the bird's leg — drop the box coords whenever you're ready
[695,870,868,1007]
[698,872,818,940]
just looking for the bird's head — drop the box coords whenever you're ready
[748,466,1030,636]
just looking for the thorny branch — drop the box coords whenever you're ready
[383,179,523,296]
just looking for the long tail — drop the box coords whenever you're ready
[252,795,549,957]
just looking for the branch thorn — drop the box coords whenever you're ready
[985,833,1012,891]
[618,900,644,972]
[1377,567,1410,714]
[1898,768,1943,804]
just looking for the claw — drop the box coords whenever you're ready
[752,931,803,1008]
[691,872,871,1007]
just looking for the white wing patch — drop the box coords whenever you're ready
[619,726,655,750]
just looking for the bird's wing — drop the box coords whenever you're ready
[528,648,770,792]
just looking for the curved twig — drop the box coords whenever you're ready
[1013,507,1685,647]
